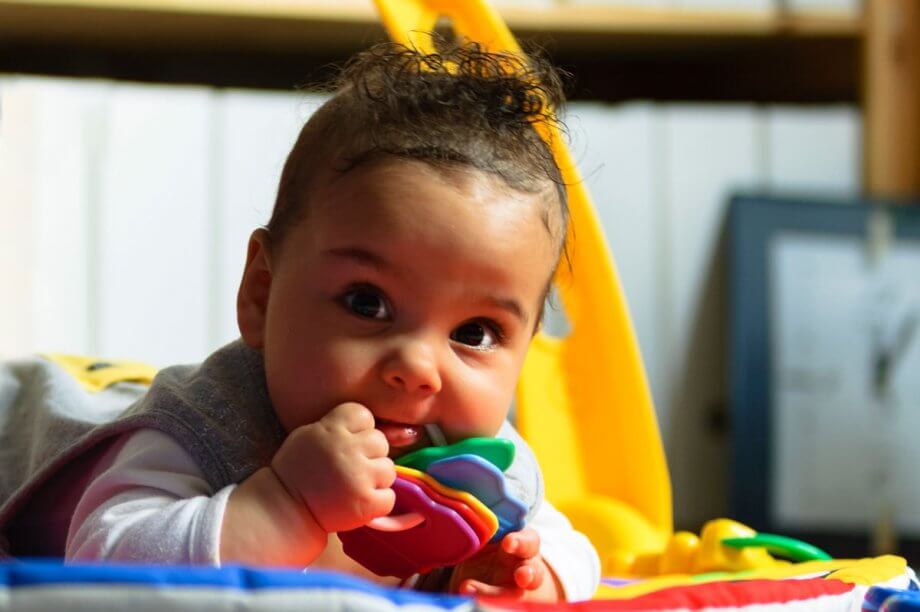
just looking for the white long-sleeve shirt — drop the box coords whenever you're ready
[65,428,600,600]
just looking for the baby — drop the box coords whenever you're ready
[0,41,599,601]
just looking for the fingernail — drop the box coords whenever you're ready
[505,538,518,554]
[516,566,534,587]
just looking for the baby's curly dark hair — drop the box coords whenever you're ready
[267,38,569,255]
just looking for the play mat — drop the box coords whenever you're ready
[0,553,916,610]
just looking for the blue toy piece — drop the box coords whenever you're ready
[865,585,920,611]
[426,454,527,541]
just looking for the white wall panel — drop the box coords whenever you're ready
[0,79,36,359]
[30,80,111,356]
[784,0,861,13]
[0,78,110,358]
[567,102,664,417]
[565,1,671,6]
[96,85,213,367]
[212,90,325,349]
[490,0,555,7]
[661,105,763,529]
[765,106,861,195]
[676,0,773,10]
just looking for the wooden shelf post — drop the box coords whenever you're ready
[865,0,920,198]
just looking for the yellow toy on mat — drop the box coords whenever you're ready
[374,0,671,575]
[41,354,157,393]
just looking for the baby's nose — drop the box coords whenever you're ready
[381,339,442,394]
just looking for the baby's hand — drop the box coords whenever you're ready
[449,528,561,602]
[271,402,397,533]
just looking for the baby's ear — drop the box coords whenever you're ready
[237,229,273,349]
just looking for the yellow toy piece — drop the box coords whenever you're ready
[629,519,780,577]
[373,0,672,574]
[42,353,157,393]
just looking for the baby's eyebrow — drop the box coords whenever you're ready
[324,247,389,270]
[326,246,527,323]
[482,296,527,325]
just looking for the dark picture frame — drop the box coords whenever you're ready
[728,194,920,558]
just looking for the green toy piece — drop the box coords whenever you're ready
[396,437,515,472]
[721,533,832,563]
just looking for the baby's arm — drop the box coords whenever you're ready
[529,500,601,601]
[67,429,232,563]
[69,403,395,567]
[68,429,321,565]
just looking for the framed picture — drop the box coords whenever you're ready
[729,195,920,553]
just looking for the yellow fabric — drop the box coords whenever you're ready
[42,353,157,393]
[826,555,909,586]
[372,0,672,573]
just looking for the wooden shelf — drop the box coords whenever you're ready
[0,1,863,103]
[503,5,861,37]
[0,1,862,51]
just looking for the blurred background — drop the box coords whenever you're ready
[1,0,918,565]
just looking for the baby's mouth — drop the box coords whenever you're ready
[375,418,429,457]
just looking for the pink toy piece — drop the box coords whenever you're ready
[366,513,425,532]
[339,477,480,578]
[427,454,527,540]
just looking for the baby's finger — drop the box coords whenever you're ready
[329,402,375,433]
[353,482,396,525]
[514,560,545,590]
[359,428,390,459]
[364,486,396,520]
[457,579,524,599]
[502,529,540,559]
[370,456,397,489]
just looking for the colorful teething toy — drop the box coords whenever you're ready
[339,477,481,578]
[427,454,526,540]
[395,466,498,544]
[339,437,526,578]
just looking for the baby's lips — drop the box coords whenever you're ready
[375,419,422,448]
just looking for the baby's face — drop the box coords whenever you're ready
[239,158,558,456]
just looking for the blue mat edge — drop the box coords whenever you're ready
[0,560,470,608]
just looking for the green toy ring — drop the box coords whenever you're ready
[721,534,832,562]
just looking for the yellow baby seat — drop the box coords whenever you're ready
[375,0,673,575]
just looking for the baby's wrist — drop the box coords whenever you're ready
[265,464,329,538]
[222,466,327,566]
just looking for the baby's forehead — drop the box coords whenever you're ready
[318,156,561,229]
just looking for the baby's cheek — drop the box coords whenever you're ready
[436,352,518,439]
[327,340,376,383]
[441,391,509,441]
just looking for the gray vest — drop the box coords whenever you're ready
[0,340,542,555]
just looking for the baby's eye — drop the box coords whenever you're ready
[341,287,391,321]
[451,321,502,350]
